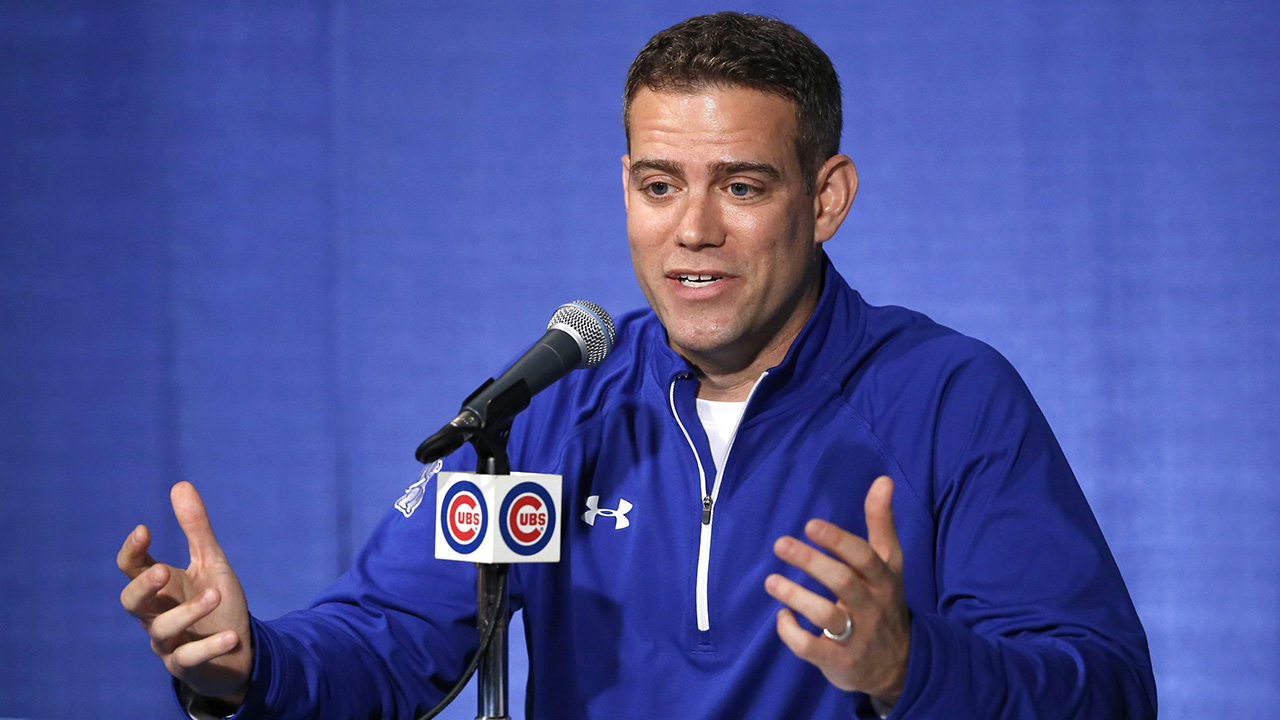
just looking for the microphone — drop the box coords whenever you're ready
[415,300,615,464]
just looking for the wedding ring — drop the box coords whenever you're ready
[823,609,854,642]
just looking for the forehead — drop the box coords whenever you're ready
[628,87,799,169]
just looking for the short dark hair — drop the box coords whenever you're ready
[623,12,842,192]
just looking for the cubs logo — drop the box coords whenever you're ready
[499,481,557,556]
[440,480,487,554]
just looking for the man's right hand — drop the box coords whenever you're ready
[118,481,253,706]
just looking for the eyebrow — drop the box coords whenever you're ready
[709,160,783,182]
[629,158,684,179]
[628,158,785,183]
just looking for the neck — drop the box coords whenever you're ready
[687,284,822,401]
[693,367,766,401]
[688,325,795,400]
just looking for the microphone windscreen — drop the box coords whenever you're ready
[548,301,615,368]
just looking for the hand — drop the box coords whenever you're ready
[765,476,911,704]
[117,481,253,705]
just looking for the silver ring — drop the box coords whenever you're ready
[823,609,853,642]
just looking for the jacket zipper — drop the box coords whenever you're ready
[668,371,769,633]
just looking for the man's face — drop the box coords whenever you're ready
[623,86,827,372]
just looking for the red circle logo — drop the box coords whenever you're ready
[448,492,483,542]
[506,493,547,545]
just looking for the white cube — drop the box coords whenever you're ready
[434,471,562,564]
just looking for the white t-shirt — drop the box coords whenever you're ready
[695,397,748,474]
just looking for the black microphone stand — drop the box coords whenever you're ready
[415,379,532,720]
[413,421,515,720]
[472,430,511,720]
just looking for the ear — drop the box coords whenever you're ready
[811,154,858,244]
[621,154,632,213]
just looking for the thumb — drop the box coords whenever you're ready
[865,476,903,575]
[170,481,227,566]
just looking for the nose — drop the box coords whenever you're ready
[674,190,724,249]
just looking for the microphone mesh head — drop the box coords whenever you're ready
[548,301,616,368]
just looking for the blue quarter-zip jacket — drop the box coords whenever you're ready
[224,260,1156,719]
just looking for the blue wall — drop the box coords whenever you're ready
[2,2,1277,717]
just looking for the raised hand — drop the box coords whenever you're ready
[117,481,253,705]
[765,475,911,705]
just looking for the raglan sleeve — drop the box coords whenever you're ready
[211,449,524,720]
[878,341,1157,719]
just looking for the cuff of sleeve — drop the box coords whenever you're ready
[874,611,974,719]
[853,611,948,719]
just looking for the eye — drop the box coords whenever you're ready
[728,182,757,198]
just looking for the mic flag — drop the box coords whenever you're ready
[435,471,562,564]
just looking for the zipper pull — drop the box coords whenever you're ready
[702,495,713,524]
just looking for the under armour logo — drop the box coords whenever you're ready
[582,495,633,529]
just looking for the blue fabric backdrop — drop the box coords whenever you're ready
[2,2,1277,718]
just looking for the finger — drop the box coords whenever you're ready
[865,476,903,574]
[765,573,855,638]
[171,482,226,566]
[120,563,172,620]
[169,629,241,671]
[149,587,222,654]
[775,607,836,667]
[117,525,158,579]
[804,518,895,589]
[772,535,874,608]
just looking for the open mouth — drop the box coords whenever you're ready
[677,274,722,287]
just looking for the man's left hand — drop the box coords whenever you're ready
[764,475,911,705]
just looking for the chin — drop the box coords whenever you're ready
[664,321,739,359]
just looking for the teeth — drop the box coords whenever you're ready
[678,274,719,287]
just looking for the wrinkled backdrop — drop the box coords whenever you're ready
[2,2,1277,718]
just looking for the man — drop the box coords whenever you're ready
[119,12,1157,719]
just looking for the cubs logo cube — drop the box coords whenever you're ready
[435,471,562,563]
